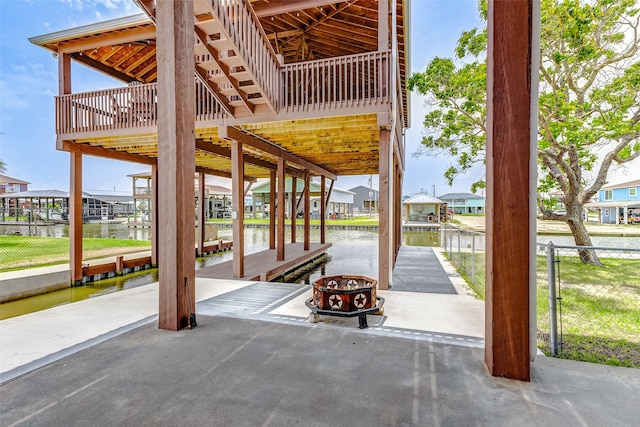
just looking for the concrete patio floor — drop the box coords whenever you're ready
[1,247,638,425]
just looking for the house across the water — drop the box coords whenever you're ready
[585,179,640,224]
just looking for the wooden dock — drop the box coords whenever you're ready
[196,242,331,282]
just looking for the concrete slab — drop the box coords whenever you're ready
[1,316,638,426]
[0,278,254,382]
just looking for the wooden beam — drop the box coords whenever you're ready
[291,176,297,243]
[156,0,196,331]
[485,0,533,381]
[70,53,136,83]
[231,140,245,278]
[196,138,278,172]
[378,129,390,290]
[269,169,276,250]
[304,171,311,251]
[69,151,83,285]
[58,52,71,95]
[60,26,156,53]
[61,141,156,165]
[220,126,337,180]
[277,157,286,261]
[254,0,350,18]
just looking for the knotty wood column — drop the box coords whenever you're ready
[151,165,158,266]
[69,151,83,285]
[485,0,534,381]
[197,172,205,256]
[156,0,195,331]
[304,171,311,250]
[277,157,286,261]
[378,130,391,289]
[291,176,297,243]
[320,176,326,244]
[231,140,245,277]
[269,170,276,249]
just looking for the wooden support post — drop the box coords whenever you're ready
[69,151,83,285]
[231,140,245,278]
[485,0,534,381]
[269,169,276,249]
[156,0,196,331]
[197,172,205,257]
[304,171,311,251]
[291,176,297,243]
[320,176,326,244]
[151,165,158,266]
[378,130,390,290]
[277,157,286,261]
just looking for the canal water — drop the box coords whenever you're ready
[2,223,637,320]
[2,226,435,320]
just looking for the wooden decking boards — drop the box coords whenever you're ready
[196,242,331,282]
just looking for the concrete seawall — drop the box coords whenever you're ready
[0,266,71,303]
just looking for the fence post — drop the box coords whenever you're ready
[471,233,475,285]
[457,227,461,264]
[546,241,558,357]
[448,226,453,259]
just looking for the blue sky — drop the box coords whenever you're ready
[0,0,484,196]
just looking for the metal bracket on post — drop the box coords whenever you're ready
[546,241,558,357]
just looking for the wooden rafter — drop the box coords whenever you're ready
[220,126,336,180]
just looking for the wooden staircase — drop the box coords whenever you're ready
[138,0,280,118]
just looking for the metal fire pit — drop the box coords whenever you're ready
[305,275,384,329]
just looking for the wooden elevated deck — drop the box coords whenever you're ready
[196,242,331,282]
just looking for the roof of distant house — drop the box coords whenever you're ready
[0,190,132,203]
[205,185,231,195]
[348,185,378,193]
[402,193,443,204]
[0,174,30,185]
[601,179,640,190]
[438,192,484,200]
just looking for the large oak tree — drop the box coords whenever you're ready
[409,0,640,265]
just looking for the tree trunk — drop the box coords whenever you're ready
[566,216,604,266]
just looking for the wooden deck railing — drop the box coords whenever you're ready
[56,84,159,134]
[211,0,280,110]
[280,51,390,113]
[55,51,392,136]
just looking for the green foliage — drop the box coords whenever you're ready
[409,0,640,246]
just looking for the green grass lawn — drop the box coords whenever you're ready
[447,250,640,367]
[0,235,151,272]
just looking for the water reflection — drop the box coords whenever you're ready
[1,226,440,319]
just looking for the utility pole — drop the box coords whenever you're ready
[368,175,373,216]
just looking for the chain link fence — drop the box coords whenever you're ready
[440,224,640,367]
[0,222,152,272]
[537,242,640,367]
[441,224,486,298]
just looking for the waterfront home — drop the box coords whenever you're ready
[586,179,640,224]
[438,192,485,214]
[349,185,380,214]
[251,178,354,219]
[0,174,29,194]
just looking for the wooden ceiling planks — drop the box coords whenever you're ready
[34,0,408,178]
